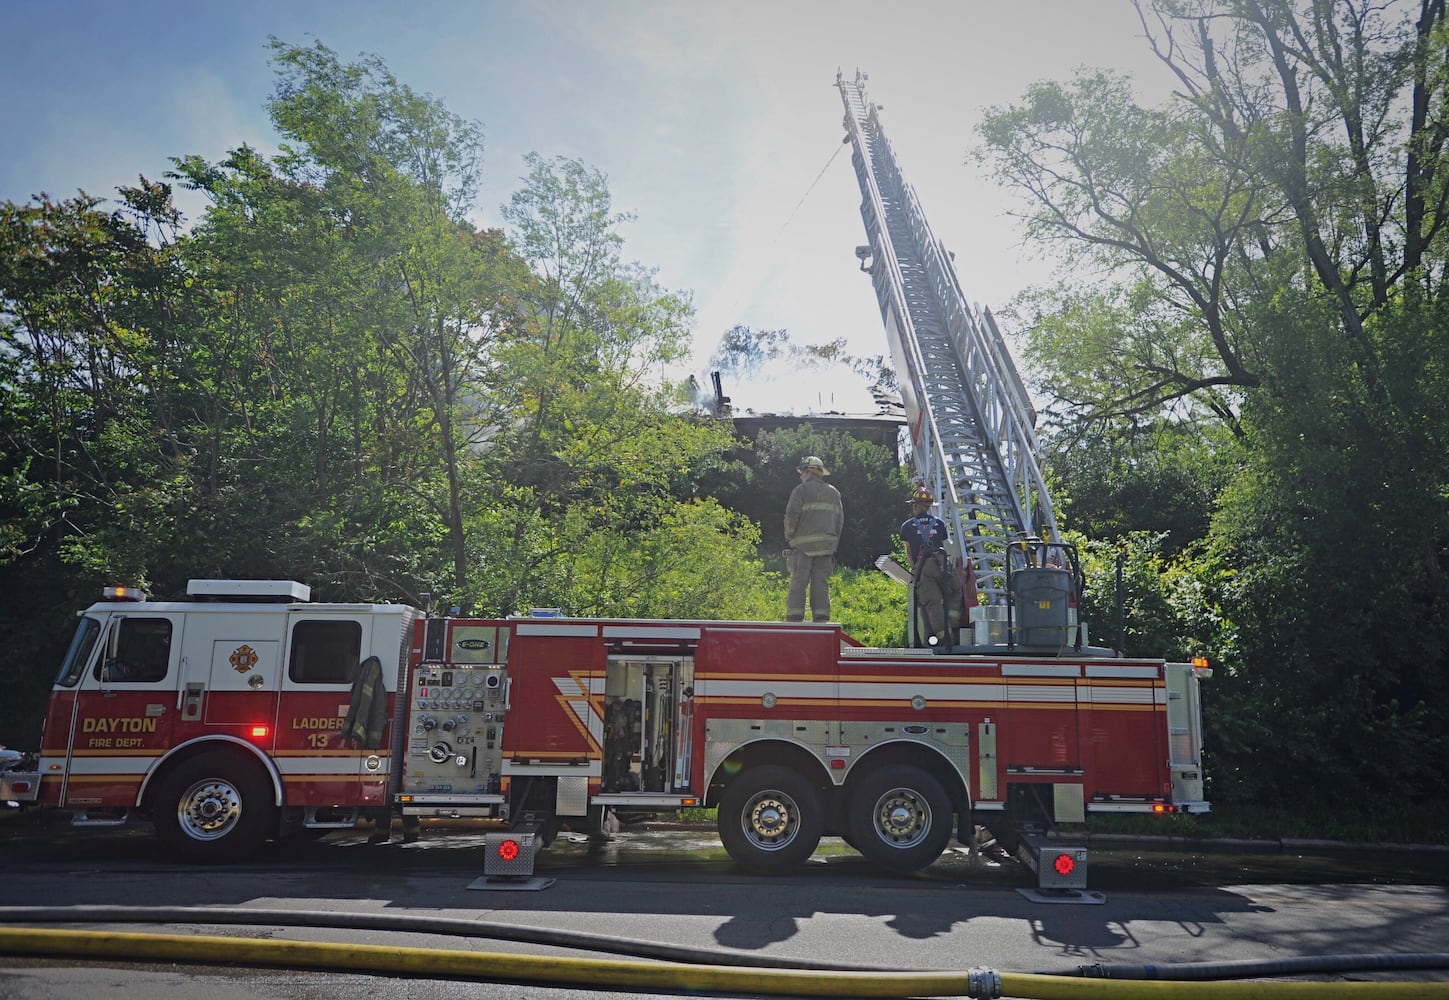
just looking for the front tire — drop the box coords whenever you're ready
[848,765,952,873]
[152,751,277,863]
[717,765,823,874]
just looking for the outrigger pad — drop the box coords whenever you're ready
[466,875,556,891]
[1016,888,1105,905]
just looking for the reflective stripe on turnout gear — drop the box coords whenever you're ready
[784,479,843,557]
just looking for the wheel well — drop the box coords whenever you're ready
[843,742,970,813]
[705,739,832,809]
[139,739,283,816]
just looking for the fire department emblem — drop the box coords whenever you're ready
[229,644,260,674]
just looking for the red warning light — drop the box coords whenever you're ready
[248,725,270,740]
[1053,853,1076,877]
[497,838,521,862]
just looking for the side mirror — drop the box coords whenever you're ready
[105,616,124,660]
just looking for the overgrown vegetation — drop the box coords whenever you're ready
[980,0,1449,816]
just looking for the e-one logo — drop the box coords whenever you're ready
[456,638,492,651]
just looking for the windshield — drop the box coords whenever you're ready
[55,616,103,688]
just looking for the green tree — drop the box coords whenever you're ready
[477,152,739,614]
[564,498,775,620]
[742,427,910,570]
[168,39,523,602]
[1041,414,1236,557]
[267,37,525,597]
[0,184,195,584]
[0,182,196,743]
[980,74,1264,440]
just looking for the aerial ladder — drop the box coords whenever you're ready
[836,69,1064,643]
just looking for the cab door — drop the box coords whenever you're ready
[61,612,184,808]
[277,614,379,810]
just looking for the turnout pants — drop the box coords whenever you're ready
[786,549,834,622]
[913,550,961,646]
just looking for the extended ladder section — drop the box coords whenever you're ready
[836,70,1058,605]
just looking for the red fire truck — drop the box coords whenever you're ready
[3,566,1209,884]
[2,73,1212,885]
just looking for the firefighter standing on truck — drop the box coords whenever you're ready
[900,485,952,646]
[784,455,844,622]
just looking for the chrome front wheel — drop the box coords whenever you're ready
[153,751,276,863]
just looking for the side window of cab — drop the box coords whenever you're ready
[96,618,173,683]
[289,620,363,684]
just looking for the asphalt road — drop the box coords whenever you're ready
[2,811,1448,999]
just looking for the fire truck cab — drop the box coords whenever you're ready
[19,580,415,861]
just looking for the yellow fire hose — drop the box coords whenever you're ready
[3,927,1449,998]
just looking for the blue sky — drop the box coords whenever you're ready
[1,1,1174,413]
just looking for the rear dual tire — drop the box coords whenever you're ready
[717,763,954,875]
[848,765,953,873]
